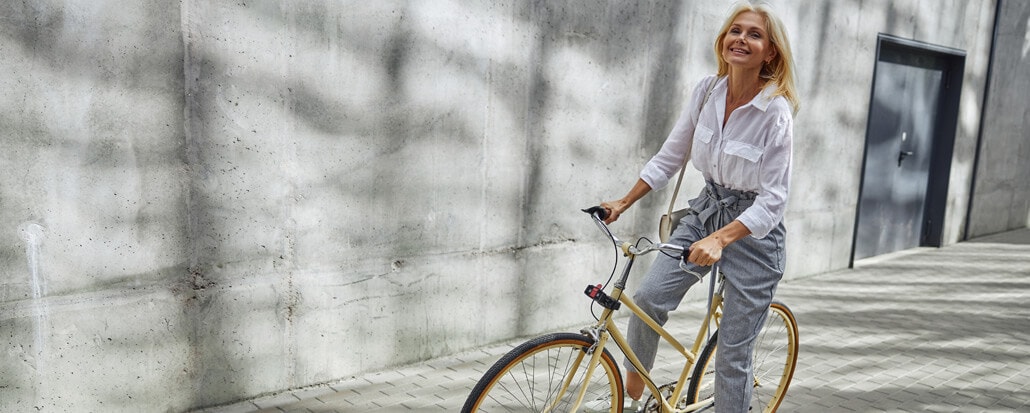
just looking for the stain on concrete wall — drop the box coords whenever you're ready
[1,0,191,411]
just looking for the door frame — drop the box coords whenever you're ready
[850,34,966,266]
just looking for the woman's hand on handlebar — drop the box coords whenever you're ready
[687,220,751,266]
[599,199,630,225]
[687,236,723,267]
[601,179,653,225]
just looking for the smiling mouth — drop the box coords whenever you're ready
[730,47,750,55]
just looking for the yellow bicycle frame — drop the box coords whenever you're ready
[559,241,724,413]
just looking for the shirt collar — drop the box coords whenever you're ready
[751,84,776,112]
[717,77,776,112]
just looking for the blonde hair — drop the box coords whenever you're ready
[714,2,800,114]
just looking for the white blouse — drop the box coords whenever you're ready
[640,75,793,239]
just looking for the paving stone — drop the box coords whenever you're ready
[193,229,1030,412]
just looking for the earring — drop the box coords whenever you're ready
[760,61,774,79]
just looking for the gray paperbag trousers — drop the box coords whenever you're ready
[625,182,785,413]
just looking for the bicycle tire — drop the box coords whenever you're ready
[685,301,799,412]
[462,332,624,412]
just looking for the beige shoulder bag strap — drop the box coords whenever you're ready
[665,77,719,220]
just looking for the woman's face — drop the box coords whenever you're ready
[721,11,777,72]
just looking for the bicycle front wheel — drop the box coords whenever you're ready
[462,332,624,412]
[686,301,799,412]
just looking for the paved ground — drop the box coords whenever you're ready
[194,228,1030,413]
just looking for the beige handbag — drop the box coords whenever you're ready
[659,78,719,243]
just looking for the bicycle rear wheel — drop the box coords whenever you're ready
[685,301,799,412]
[462,332,624,412]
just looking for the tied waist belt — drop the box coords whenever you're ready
[691,181,757,231]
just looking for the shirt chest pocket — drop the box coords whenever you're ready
[692,125,715,163]
[723,140,763,163]
[694,125,714,144]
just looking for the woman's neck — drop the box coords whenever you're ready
[725,68,764,105]
[722,68,765,127]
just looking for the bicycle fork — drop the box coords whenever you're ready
[542,324,611,413]
[554,243,636,412]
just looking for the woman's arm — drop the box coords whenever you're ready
[600,179,652,224]
[735,108,793,238]
[600,77,718,227]
[687,220,751,266]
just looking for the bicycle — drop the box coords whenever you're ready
[461,206,799,412]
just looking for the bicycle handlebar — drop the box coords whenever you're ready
[582,206,687,258]
[581,205,609,221]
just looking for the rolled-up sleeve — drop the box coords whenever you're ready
[737,110,792,238]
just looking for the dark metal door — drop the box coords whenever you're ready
[854,48,944,260]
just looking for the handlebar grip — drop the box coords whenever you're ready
[582,206,609,221]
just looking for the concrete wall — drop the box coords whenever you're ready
[1,1,192,411]
[0,0,1022,411]
[966,0,1030,237]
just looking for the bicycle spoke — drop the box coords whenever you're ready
[465,211,798,413]
[687,303,798,413]
[467,337,620,412]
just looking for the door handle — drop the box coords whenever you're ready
[898,151,914,167]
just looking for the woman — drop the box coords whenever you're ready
[599,3,799,412]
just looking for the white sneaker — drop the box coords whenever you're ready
[581,393,642,412]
